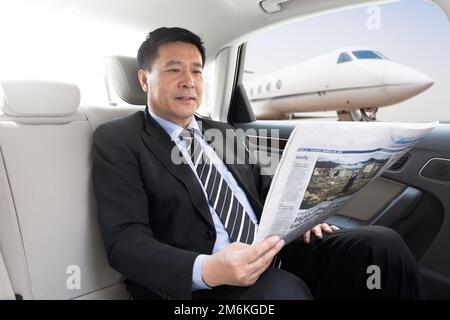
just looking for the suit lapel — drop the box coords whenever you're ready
[140,110,215,228]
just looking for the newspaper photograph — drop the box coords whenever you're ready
[253,121,438,245]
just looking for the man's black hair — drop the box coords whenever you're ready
[137,27,206,71]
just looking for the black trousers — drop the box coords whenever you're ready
[192,226,427,300]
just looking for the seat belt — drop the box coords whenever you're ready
[0,249,15,300]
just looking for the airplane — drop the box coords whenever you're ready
[244,46,434,121]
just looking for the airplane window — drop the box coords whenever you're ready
[276,79,282,90]
[375,51,390,60]
[266,82,271,92]
[352,50,383,60]
[337,53,353,64]
[250,88,254,96]
[257,85,262,94]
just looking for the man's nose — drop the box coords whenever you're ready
[180,70,196,88]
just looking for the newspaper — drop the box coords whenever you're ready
[253,121,438,245]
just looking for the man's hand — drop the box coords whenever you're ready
[303,223,340,244]
[201,235,284,288]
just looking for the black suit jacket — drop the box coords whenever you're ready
[92,107,271,299]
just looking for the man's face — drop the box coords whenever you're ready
[139,41,204,128]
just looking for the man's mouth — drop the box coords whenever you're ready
[175,96,196,101]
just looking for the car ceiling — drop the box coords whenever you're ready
[18,0,449,63]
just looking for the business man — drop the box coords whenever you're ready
[92,27,426,300]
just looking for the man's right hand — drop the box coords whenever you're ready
[201,235,285,287]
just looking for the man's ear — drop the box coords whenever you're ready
[138,69,149,92]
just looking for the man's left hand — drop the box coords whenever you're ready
[303,223,340,244]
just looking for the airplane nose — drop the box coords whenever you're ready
[383,63,434,101]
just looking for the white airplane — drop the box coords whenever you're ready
[244,46,434,120]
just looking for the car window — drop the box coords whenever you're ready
[0,2,143,106]
[196,62,215,117]
[0,1,214,116]
[242,1,450,122]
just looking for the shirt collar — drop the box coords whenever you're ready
[148,110,201,141]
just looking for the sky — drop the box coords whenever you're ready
[244,0,450,122]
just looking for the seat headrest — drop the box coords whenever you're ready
[103,56,147,105]
[0,80,80,117]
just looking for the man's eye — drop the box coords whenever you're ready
[168,69,180,72]
[193,70,202,74]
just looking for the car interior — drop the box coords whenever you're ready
[0,0,449,299]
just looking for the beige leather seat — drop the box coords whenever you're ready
[83,55,146,131]
[102,55,147,107]
[0,79,142,299]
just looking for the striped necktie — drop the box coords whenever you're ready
[179,128,257,244]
